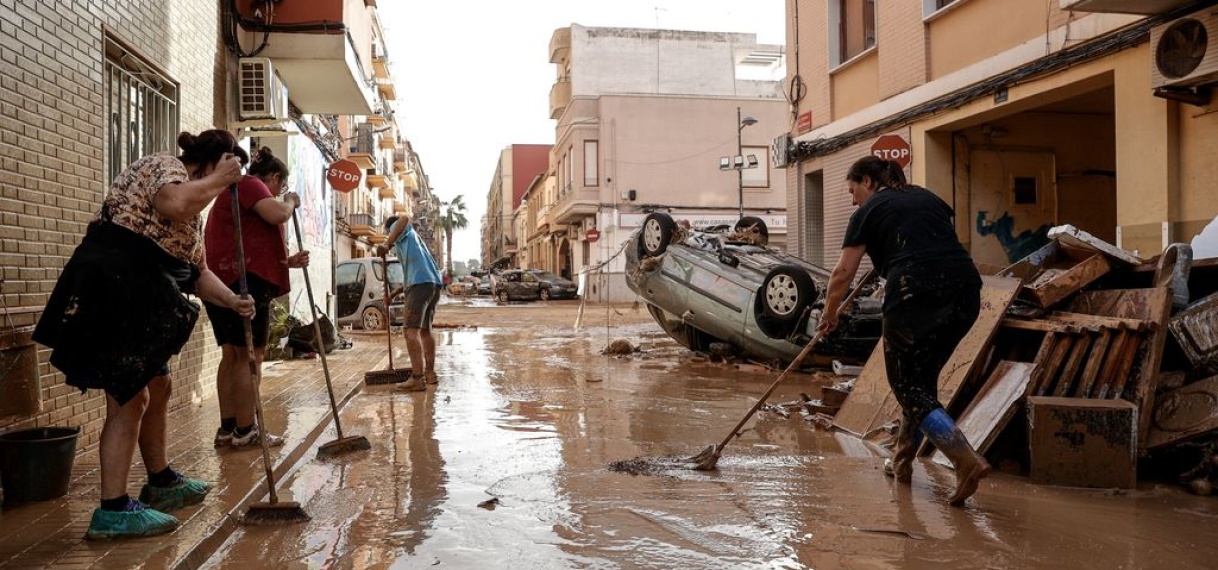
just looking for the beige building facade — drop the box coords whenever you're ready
[782,0,1218,269]
[547,25,789,302]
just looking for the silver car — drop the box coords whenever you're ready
[625,213,881,364]
[335,257,405,330]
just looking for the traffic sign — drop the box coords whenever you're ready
[326,159,362,192]
[585,229,600,243]
[870,135,911,169]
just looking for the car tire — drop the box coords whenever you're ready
[497,290,509,303]
[361,306,387,331]
[735,216,769,242]
[540,288,551,301]
[639,212,676,257]
[760,265,816,323]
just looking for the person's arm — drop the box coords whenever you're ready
[376,217,410,257]
[817,245,866,334]
[195,255,255,317]
[252,192,299,225]
[154,154,243,222]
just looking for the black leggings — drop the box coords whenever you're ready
[882,277,981,426]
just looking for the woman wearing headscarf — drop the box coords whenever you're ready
[34,129,254,539]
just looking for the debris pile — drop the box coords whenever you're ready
[828,225,1218,494]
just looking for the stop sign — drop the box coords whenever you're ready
[326,159,362,193]
[870,135,911,169]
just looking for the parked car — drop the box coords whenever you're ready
[494,269,544,302]
[477,275,492,296]
[528,270,579,300]
[335,257,405,330]
[624,213,882,364]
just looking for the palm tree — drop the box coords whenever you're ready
[439,195,468,277]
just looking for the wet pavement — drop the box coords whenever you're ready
[198,301,1218,570]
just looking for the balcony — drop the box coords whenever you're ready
[378,185,396,199]
[376,77,397,100]
[393,200,409,214]
[394,149,407,170]
[1056,0,1193,14]
[549,27,571,64]
[348,212,376,237]
[366,172,390,189]
[551,187,599,225]
[234,0,376,115]
[372,43,389,79]
[378,135,397,151]
[549,78,571,120]
[347,124,376,169]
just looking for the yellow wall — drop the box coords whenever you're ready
[927,0,1050,79]
[831,51,880,120]
[1176,96,1218,242]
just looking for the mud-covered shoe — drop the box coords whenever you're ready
[398,377,426,392]
[424,371,438,385]
[230,425,286,448]
[139,475,214,512]
[213,427,233,447]
[85,499,179,540]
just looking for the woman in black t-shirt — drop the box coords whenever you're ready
[818,155,989,507]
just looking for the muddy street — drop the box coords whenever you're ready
[202,300,1218,570]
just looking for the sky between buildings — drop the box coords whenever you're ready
[376,0,785,265]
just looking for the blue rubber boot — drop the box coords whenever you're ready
[138,474,214,512]
[85,499,179,540]
[921,408,990,506]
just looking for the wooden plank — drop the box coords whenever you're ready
[1104,330,1144,400]
[1053,330,1094,397]
[1091,328,1134,399]
[844,276,1023,438]
[1146,375,1218,450]
[1075,327,1115,398]
[1045,311,1152,332]
[1035,332,1077,397]
[831,340,888,437]
[933,361,1035,467]
[1048,224,1144,265]
[1025,331,1060,396]
[1026,253,1112,308]
[1067,288,1173,447]
[1001,318,1062,333]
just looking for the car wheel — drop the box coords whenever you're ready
[361,306,386,331]
[640,212,676,257]
[735,216,769,244]
[761,265,816,323]
[539,288,551,301]
[497,290,509,303]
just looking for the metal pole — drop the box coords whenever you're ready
[736,106,744,219]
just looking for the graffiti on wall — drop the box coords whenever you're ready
[977,210,1051,263]
[287,135,332,248]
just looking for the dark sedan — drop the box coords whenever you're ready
[528,270,579,300]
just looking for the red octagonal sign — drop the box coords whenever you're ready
[326,159,362,193]
[870,135,911,169]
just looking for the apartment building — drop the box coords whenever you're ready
[482,144,551,269]
[0,0,419,447]
[781,0,1218,269]
[545,24,788,302]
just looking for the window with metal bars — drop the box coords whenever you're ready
[103,36,180,190]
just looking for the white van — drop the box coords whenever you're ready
[335,257,405,330]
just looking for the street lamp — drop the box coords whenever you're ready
[723,107,758,219]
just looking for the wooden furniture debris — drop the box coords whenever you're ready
[832,276,1021,437]
[932,361,1034,468]
[1146,375,1218,450]
[1047,224,1145,266]
[1027,396,1138,489]
[1001,312,1155,400]
[1068,288,1173,450]
[1168,291,1218,373]
[1001,241,1112,308]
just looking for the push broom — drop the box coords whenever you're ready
[228,182,309,525]
[290,211,371,459]
[364,255,412,385]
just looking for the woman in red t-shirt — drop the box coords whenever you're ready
[204,147,309,448]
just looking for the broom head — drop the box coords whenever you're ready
[365,368,412,385]
[242,501,310,525]
[317,435,372,459]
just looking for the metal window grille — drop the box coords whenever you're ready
[103,37,179,189]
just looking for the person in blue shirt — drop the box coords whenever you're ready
[377,215,442,391]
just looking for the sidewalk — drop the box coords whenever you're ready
[0,339,389,570]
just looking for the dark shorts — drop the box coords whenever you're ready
[404,283,441,329]
[204,274,277,348]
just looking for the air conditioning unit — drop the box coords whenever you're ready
[238,57,289,121]
[1150,9,1218,89]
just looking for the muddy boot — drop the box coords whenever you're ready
[883,414,923,484]
[921,408,990,507]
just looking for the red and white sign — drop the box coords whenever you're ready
[796,111,813,135]
[326,159,362,193]
[585,229,600,243]
[870,135,911,168]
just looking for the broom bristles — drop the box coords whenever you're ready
[317,435,372,459]
[364,369,411,385]
[243,501,310,525]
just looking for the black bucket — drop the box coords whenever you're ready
[0,427,80,504]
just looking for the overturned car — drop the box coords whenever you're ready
[625,213,882,365]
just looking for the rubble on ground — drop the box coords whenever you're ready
[819,226,1218,495]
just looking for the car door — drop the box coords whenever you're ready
[681,250,754,345]
[335,262,365,319]
[520,271,542,301]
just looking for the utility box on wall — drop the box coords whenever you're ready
[1027,396,1137,489]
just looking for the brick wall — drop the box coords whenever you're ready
[0,0,230,450]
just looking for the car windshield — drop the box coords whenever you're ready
[374,260,405,287]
